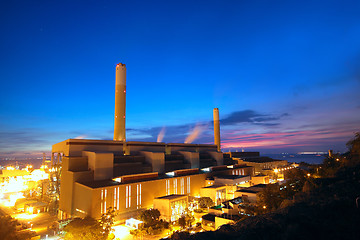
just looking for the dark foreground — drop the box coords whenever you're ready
[170,164,360,240]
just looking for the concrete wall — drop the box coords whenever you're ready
[178,151,199,169]
[251,175,269,185]
[52,139,124,157]
[73,183,94,217]
[200,186,227,205]
[125,142,166,155]
[73,172,208,219]
[83,151,113,181]
[208,151,224,166]
[214,175,251,185]
[153,199,170,221]
[168,143,217,153]
[59,157,93,218]
[234,191,258,203]
[67,157,88,172]
[139,151,165,173]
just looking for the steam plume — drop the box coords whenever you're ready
[157,127,166,142]
[75,135,87,139]
[185,124,204,143]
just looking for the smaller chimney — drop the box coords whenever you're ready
[328,149,333,158]
[213,108,221,152]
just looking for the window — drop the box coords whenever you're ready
[126,185,131,208]
[100,189,107,214]
[104,189,107,212]
[173,179,177,194]
[187,177,191,194]
[117,187,120,210]
[101,189,104,214]
[113,187,120,210]
[114,187,117,209]
[180,178,184,194]
[136,184,142,209]
[166,179,171,195]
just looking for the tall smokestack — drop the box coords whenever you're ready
[213,108,221,152]
[114,63,126,141]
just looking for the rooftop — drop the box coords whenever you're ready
[215,174,249,180]
[202,184,226,189]
[240,157,285,163]
[236,189,258,194]
[155,194,187,200]
[202,213,216,222]
[78,180,120,189]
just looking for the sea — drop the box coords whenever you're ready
[263,154,326,165]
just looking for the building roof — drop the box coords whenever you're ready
[214,174,249,180]
[202,184,226,189]
[219,213,242,221]
[240,157,285,163]
[78,180,121,188]
[236,189,258,194]
[25,201,48,207]
[250,184,267,189]
[155,194,187,200]
[202,213,216,222]
[229,197,243,204]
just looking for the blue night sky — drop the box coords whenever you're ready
[1,0,360,157]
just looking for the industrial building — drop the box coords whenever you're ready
[53,63,286,222]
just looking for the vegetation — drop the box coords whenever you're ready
[130,208,170,236]
[138,208,160,223]
[63,216,108,240]
[99,207,117,236]
[198,197,214,208]
[178,209,195,229]
[0,215,35,240]
[168,132,360,240]
[193,208,204,213]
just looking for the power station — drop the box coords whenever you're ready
[52,63,287,221]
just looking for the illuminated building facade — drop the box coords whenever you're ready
[52,139,254,220]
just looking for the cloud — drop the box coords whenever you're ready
[124,109,288,144]
[220,110,287,126]
[220,124,357,152]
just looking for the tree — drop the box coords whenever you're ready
[138,208,160,225]
[0,215,35,240]
[131,209,170,236]
[178,216,186,229]
[178,209,194,229]
[198,197,214,208]
[63,217,107,240]
[99,207,117,236]
[257,184,283,213]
